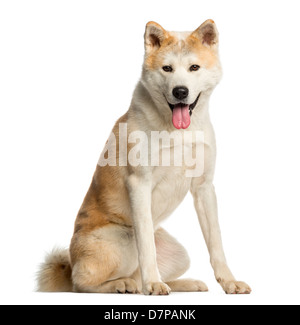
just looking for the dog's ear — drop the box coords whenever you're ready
[192,19,219,47]
[144,21,168,53]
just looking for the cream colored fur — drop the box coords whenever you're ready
[37,20,251,295]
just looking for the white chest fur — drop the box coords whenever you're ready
[151,165,192,226]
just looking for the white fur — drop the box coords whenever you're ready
[38,21,251,295]
[123,23,251,294]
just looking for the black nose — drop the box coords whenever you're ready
[172,86,189,100]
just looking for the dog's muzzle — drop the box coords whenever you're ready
[167,92,201,129]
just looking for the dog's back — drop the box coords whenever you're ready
[37,20,251,295]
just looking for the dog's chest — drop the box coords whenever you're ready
[151,165,192,225]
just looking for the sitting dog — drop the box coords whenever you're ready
[37,20,251,295]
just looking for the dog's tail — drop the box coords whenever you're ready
[36,248,73,292]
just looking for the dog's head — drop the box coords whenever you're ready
[142,20,222,129]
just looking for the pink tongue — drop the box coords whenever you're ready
[172,104,190,129]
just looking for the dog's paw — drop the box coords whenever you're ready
[114,278,140,294]
[143,281,171,295]
[220,280,251,294]
[166,278,208,292]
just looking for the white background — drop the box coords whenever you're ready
[1,0,300,305]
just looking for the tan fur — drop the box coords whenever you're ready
[144,20,218,71]
[37,20,251,295]
[36,248,73,292]
[185,35,218,69]
[145,35,178,70]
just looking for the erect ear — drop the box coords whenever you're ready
[144,21,168,53]
[192,19,219,47]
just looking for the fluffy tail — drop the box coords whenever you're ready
[36,248,73,292]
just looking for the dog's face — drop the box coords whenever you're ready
[142,20,222,129]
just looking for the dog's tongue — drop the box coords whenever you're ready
[172,104,190,129]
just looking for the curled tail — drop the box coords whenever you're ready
[36,248,73,292]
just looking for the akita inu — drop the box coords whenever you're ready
[37,20,251,295]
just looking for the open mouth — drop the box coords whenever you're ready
[167,93,201,129]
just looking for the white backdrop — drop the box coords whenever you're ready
[1,0,300,305]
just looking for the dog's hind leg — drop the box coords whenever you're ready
[155,227,208,292]
[70,224,140,293]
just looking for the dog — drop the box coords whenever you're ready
[37,20,251,295]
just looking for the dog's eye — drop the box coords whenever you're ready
[162,66,173,72]
[190,65,200,71]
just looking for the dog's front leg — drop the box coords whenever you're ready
[191,179,251,294]
[127,173,170,295]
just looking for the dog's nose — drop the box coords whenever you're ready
[172,86,189,100]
